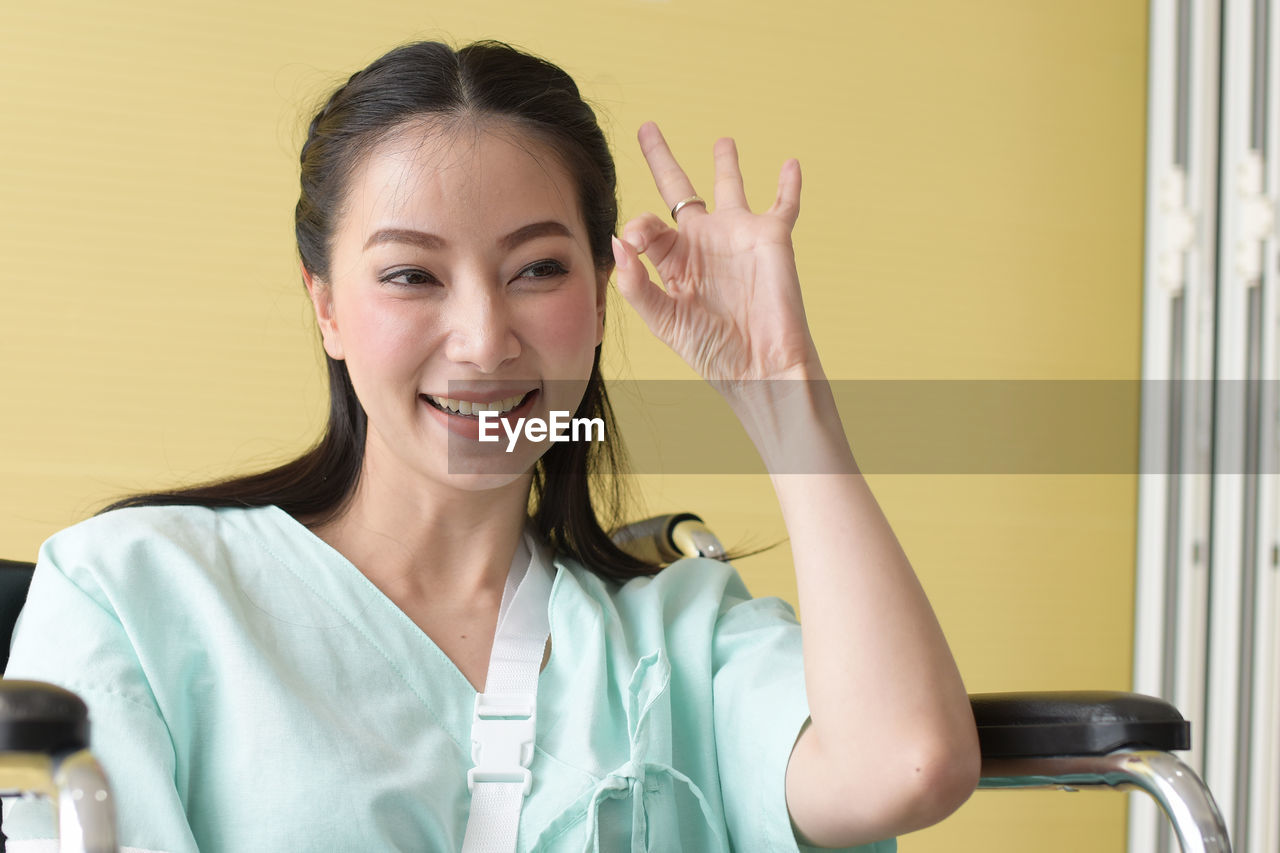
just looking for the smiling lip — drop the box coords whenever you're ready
[421,388,540,442]
[423,385,539,403]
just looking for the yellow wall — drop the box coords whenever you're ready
[0,2,1147,850]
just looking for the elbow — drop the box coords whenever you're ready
[894,732,982,830]
[788,716,982,847]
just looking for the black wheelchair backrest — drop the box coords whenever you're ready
[0,559,36,672]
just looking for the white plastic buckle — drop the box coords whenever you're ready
[467,692,536,795]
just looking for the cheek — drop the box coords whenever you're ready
[527,290,601,361]
[338,295,438,373]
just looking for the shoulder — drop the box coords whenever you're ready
[42,503,268,560]
[36,504,285,596]
[551,552,738,606]
[549,552,799,636]
[45,503,226,550]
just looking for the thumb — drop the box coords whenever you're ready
[612,236,674,338]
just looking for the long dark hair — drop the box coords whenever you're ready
[102,40,659,581]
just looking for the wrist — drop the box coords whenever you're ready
[724,378,859,475]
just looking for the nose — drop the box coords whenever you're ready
[442,279,520,373]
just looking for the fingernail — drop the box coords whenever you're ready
[611,236,628,270]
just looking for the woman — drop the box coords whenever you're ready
[3,40,978,851]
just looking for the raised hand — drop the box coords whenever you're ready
[611,122,824,389]
[613,131,980,852]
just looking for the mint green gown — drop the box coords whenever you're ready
[3,505,895,852]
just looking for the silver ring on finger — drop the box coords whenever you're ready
[670,195,707,222]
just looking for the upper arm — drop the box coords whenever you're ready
[710,591,897,853]
[706,565,975,850]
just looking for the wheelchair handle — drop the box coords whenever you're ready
[0,680,119,853]
[612,513,726,563]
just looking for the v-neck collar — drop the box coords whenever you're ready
[235,505,564,751]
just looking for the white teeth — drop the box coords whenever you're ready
[427,393,527,416]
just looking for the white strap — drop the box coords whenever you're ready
[461,531,553,853]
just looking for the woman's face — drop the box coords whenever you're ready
[307,119,607,492]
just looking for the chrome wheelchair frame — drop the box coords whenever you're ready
[0,516,1232,853]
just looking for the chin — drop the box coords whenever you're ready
[437,445,543,492]
[437,469,532,493]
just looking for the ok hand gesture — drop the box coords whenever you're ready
[611,123,824,390]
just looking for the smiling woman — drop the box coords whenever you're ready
[2,38,978,853]
[97,42,650,584]
[305,123,605,490]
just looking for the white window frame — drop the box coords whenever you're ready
[1134,2,1279,851]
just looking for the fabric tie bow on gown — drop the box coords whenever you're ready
[532,650,727,852]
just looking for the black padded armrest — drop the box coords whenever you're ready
[972,691,1190,758]
[0,680,89,754]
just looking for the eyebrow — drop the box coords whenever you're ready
[363,220,575,252]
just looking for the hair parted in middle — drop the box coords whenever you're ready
[104,39,661,581]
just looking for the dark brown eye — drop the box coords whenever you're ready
[381,268,438,287]
[518,260,568,280]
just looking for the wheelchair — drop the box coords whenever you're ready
[0,515,1232,853]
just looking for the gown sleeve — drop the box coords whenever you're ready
[710,570,896,853]
[2,534,199,853]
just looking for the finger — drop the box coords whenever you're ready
[713,137,749,210]
[621,212,680,268]
[637,122,706,221]
[767,158,802,227]
[611,236,676,337]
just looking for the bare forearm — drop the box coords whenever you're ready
[727,376,979,842]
